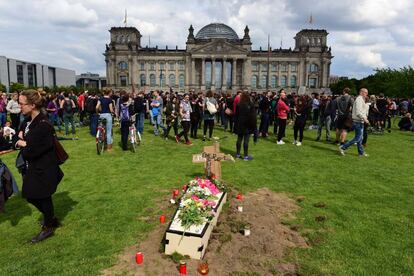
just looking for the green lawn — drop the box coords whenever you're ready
[0,121,413,275]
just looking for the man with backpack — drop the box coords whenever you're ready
[85,92,99,136]
[133,91,146,135]
[119,94,133,151]
[60,92,76,136]
[334,87,354,145]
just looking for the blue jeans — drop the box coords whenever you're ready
[0,113,6,127]
[153,114,165,135]
[135,112,145,134]
[99,113,113,145]
[90,113,98,136]
[48,113,62,131]
[341,122,365,155]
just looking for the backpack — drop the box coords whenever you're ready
[63,100,73,114]
[120,104,131,122]
[86,97,96,113]
[206,99,217,114]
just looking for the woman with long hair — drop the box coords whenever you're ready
[293,95,309,146]
[202,90,218,141]
[234,92,256,160]
[15,90,64,243]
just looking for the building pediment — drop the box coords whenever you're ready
[191,40,248,56]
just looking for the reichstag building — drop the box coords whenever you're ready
[104,23,332,93]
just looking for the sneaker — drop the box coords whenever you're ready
[235,154,242,159]
[185,140,193,146]
[339,146,345,156]
[277,140,285,145]
[202,136,206,142]
[359,153,369,157]
[243,155,253,161]
[296,142,302,146]
[292,140,297,145]
[175,135,180,143]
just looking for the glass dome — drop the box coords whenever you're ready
[195,23,239,40]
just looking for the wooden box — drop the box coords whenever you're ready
[164,192,227,260]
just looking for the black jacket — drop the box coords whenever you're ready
[17,113,64,199]
[234,102,256,135]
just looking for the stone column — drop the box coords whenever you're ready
[111,57,116,87]
[243,58,251,91]
[175,60,179,90]
[128,55,133,88]
[287,62,291,90]
[105,58,110,86]
[211,58,216,91]
[222,58,227,91]
[191,58,196,88]
[201,58,206,90]
[232,59,237,89]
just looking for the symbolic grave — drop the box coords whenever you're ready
[164,140,234,259]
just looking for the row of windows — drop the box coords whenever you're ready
[252,63,298,72]
[138,73,185,88]
[305,37,322,45]
[118,61,185,71]
[114,35,131,43]
[251,75,297,89]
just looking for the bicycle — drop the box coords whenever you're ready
[96,118,107,155]
[129,114,142,152]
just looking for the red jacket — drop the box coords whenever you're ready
[277,99,290,119]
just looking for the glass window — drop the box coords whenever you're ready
[160,74,166,87]
[290,75,297,87]
[179,61,185,70]
[309,63,318,73]
[271,63,278,72]
[280,64,287,72]
[309,77,317,88]
[160,62,165,70]
[261,63,268,72]
[118,61,128,70]
[140,62,145,70]
[179,74,185,88]
[291,64,297,72]
[271,75,278,88]
[252,62,258,71]
[140,74,146,86]
[281,76,287,87]
[150,74,156,87]
[261,75,267,88]
[169,62,175,70]
[251,75,258,88]
[150,62,155,70]
[169,74,176,87]
[120,76,127,86]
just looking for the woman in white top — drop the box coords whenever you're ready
[6,93,21,131]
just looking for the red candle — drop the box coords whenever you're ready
[236,193,243,200]
[135,252,143,264]
[173,189,179,198]
[179,261,187,274]
[160,215,166,224]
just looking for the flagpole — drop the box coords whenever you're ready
[266,34,270,90]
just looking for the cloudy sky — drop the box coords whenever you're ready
[1,0,413,79]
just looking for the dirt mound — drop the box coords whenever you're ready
[102,188,307,275]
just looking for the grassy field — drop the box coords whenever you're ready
[0,120,413,275]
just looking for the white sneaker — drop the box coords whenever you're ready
[277,140,285,145]
[292,140,297,145]
[296,142,302,146]
[359,153,369,157]
[339,146,345,156]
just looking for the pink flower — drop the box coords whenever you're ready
[192,195,200,201]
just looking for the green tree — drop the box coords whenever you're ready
[9,82,26,93]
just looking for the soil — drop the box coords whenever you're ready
[102,188,308,276]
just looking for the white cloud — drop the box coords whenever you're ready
[355,49,386,68]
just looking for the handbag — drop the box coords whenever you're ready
[206,99,217,115]
[54,137,68,165]
[225,107,233,116]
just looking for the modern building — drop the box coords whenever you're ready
[104,23,333,94]
[0,56,76,92]
[76,72,106,90]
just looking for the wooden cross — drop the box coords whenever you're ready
[192,140,234,180]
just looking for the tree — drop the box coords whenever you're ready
[9,82,26,93]
[0,83,6,92]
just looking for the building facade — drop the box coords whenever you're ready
[0,56,76,92]
[104,23,333,94]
